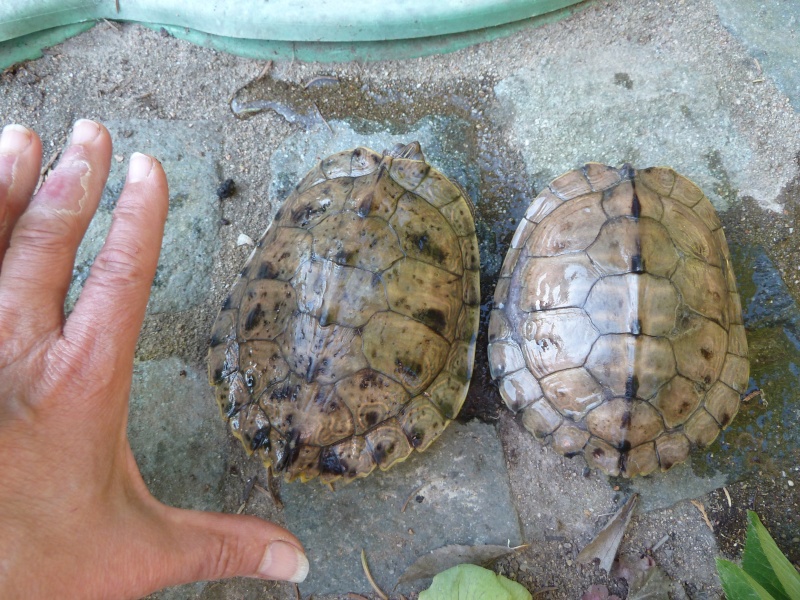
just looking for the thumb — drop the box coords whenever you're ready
[157,505,309,587]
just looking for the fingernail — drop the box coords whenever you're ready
[0,124,32,154]
[258,540,309,583]
[128,152,153,183]
[71,119,101,145]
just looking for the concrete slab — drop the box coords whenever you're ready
[282,420,524,597]
[67,119,222,314]
[493,44,799,213]
[128,357,230,512]
[714,0,800,110]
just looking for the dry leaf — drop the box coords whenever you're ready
[577,494,639,572]
[398,544,526,584]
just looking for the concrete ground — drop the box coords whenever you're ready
[1,0,798,598]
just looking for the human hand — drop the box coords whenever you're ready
[0,120,308,599]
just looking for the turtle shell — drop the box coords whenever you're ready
[489,164,749,477]
[208,143,480,483]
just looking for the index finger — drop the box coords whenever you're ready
[64,153,169,370]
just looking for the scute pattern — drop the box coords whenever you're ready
[209,144,479,483]
[489,164,749,477]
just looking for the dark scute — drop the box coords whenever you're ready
[275,208,284,221]
[244,304,264,332]
[409,232,447,264]
[257,261,279,280]
[407,429,424,448]
[371,441,395,465]
[251,426,271,451]
[415,307,448,335]
[620,164,635,180]
[625,376,639,400]
[631,253,644,272]
[212,366,224,384]
[631,319,643,335]
[621,409,633,428]
[592,447,606,458]
[395,358,422,381]
[364,411,379,427]
[619,440,632,452]
[356,193,374,217]
[700,347,714,360]
[209,331,226,347]
[291,202,327,226]
[631,189,641,218]
[719,412,732,427]
[335,249,354,264]
[319,447,348,475]
[275,429,301,471]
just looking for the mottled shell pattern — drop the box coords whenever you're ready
[489,164,749,477]
[208,143,480,483]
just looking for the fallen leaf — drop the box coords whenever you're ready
[398,544,527,584]
[418,564,531,600]
[577,494,638,572]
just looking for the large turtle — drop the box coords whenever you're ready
[489,164,749,477]
[208,143,480,483]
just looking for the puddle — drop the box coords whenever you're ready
[693,245,800,479]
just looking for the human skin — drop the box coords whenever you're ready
[0,120,308,599]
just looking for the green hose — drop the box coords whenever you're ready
[0,0,588,68]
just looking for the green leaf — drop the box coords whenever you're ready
[418,563,532,600]
[741,511,800,600]
[716,558,777,600]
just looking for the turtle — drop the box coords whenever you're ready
[488,164,749,477]
[208,142,480,483]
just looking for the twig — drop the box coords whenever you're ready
[35,132,68,194]
[742,389,762,404]
[294,583,301,599]
[347,595,369,600]
[304,75,339,89]
[101,74,133,96]
[723,487,732,508]
[401,484,426,512]
[115,0,120,13]
[690,500,713,532]
[651,534,670,552]
[360,549,388,600]
[313,102,333,134]
[533,587,559,597]
[103,19,120,31]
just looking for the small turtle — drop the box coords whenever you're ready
[489,164,749,477]
[208,143,480,483]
